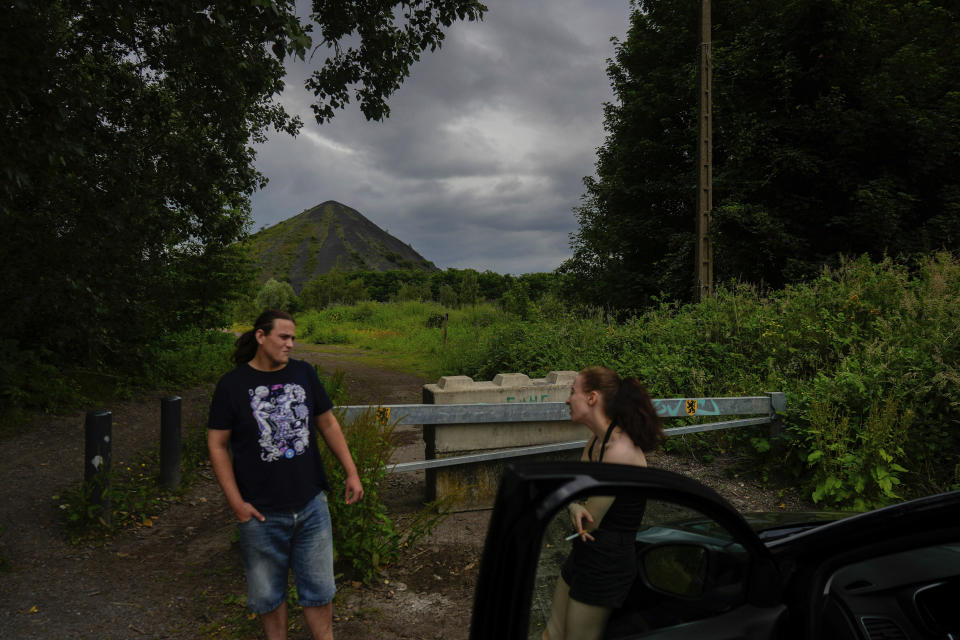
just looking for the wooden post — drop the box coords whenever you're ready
[84,410,112,525]
[695,0,714,301]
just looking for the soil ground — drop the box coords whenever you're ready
[0,345,814,639]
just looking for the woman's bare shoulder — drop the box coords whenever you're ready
[602,439,647,466]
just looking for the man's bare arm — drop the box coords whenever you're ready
[207,429,264,522]
[316,410,364,504]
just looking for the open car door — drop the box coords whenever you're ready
[470,462,786,640]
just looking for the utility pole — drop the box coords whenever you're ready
[695,0,713,301]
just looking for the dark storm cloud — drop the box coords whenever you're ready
[250,0,630,274]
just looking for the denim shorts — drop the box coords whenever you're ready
[236,492,336,614]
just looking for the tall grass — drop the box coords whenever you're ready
[296,300,507,379]
[295,252,960,510]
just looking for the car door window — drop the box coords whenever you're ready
[528,494,752,639]
[470,463,787,640]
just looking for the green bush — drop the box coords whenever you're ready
[462,253,960,509]
[0,341,82,420]
[0,329,233,425]
[438,283,459,309]
[255,278,297,312]
[317,368,349,406]
[803,396,912,510]
[316,366,449,584]
[135,328,235,390]
[320,402,450,584]
[288,255,960,510]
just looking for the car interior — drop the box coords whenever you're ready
[528,490,960,640]
[818,543,960,640]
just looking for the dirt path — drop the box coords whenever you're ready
[0,348,812,639]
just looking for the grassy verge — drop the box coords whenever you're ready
[295,300,509,379]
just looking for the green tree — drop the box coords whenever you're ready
[324,269,349,305]
[168,240,260,329]
[0,0,486,379]
[563,0,960,309]
[438,283,459,308]
[300,267,366,309]
[460,269,480,307]
[255,279,297,312]
[344,277,368,305]
[478,270,511,301]
[500,281,531,320]
[395,281,431,302]
[300,276,329,311]
[350,270,395,302]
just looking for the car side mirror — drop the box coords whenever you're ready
[641,543,708,598]
[640,541,750,611]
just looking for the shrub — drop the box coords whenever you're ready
[0,341,81,420]
[0,329,233,423]
[255,278,297,312]
[438,283,459,309]
[286,255,959,510]
[317,368,450,583]
[461,253,960,508]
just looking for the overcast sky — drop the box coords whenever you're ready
[250,0,632,275]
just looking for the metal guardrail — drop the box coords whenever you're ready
[336,392,786,473]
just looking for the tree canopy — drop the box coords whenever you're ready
[562,0,960,309]
[0,0,486,370]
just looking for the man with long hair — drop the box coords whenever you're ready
[208,309,363,640]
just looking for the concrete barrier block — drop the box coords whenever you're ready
[436,375,475,390]
[423,370,577,405]
[492,373,531,386]
[422,371,584,510]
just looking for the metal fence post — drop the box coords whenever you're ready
[766,392,786,440]
[84,410,112,525]
[160,396,182,489]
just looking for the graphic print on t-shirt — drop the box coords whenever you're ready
[248,383,311,462]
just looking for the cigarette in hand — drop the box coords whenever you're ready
[565,532,581,541]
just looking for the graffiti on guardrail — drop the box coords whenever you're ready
[505,394,551,403]
[653,398,721,417]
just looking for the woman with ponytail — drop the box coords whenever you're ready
[543,366,664,640]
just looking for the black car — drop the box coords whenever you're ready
[470,462,960,639]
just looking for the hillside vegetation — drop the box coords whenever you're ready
[295,252,960,511]
[246,201,436,291]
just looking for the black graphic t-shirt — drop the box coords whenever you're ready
[208,359,334,512]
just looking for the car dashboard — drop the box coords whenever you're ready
[822,544,960,640]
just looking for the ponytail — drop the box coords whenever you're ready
[232,309,294,366]
[579,366,664,451]
[613,377,664,451]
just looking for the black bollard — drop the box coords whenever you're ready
[160,396,182,489]
[84,410,112,525]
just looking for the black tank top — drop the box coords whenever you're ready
[587,423,647,532]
